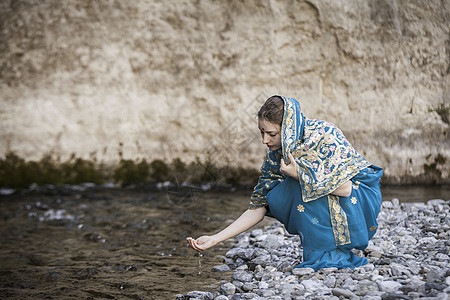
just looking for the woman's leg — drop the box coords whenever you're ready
[266,166,383,271]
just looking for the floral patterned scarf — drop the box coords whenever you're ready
[279,96,370,202]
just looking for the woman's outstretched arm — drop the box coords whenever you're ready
[186,206,267,252]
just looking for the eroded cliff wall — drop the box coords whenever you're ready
[1,0,449,183]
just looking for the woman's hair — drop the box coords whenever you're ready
[257,95,284,125]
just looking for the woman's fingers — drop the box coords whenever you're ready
[280,152,299,179]
[186,237,204,252]
[280,158,287,169]
[186,237,196,248]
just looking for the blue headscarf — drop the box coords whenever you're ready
[280,96,305,164]
[279,96,370,202]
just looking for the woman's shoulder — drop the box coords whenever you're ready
[305,117,339,129]
[301,118,347,147]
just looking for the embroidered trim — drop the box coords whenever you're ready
[328,195,351,246]
[281,96,304,164]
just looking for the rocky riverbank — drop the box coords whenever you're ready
[178,198,450,299]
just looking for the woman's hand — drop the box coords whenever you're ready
[280,152,299,180]
[186,235,218,252]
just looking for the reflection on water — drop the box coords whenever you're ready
[0,185,448,298]
[381,184,450,202]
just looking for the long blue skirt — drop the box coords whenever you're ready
[266,165,383,271]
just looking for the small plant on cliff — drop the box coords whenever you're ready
[61,154,104,185]
[113,159,150,186]
[428,103,450,124]
[423,153,447,183]
[0,152,35,188]
[0,152,104,188]
[149,159,170,182]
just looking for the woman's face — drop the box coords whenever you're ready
[258,118,282,150]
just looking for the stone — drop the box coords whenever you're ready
[278,283,304,296]
[399,235,417,245]
[320,267,338,274]
[292,267,315,276]
[390,263,412,277]
[382,201,394,209]
[235,264,248,271]
[270,271,284,281]
[377,281,402,293]
[427,199,446,206]
[323,275,337,288]
[241,282,258,292]
[226,248,246,260]
[425,282,447,292]
[399,284,418,294]
[301,277,327,291]
[212,264,231,272]
[232,271,253,283]
[258,289,276,297]
[355,279,379,296]
[276,260,295,273]
[231,280,243,289]
[250,229,263,237]
[219,282,236,295]
[186,291,214,300]
[391,198,400,207]
[258,281,269,290]
[248,255,272,269]
[281,275,298,284]
[381,293,412,300]
[259,234,282,249]
[423,265,445,283]
[332,288,357,298]
[419,237,438,244]
[234,292,258,299]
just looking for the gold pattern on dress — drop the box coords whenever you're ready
[370,226,377,231]
[295,120,371,203]
[328,195,351,246]
[297,204,305,213]
[351,197,358,205]
[353,181,360,190]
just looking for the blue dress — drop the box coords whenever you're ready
[250,96,383,271]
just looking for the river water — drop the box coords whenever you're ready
[0,184,449,299]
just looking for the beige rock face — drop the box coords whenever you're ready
[0,0,449,183]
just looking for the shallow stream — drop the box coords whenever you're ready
[0,184,449,299]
